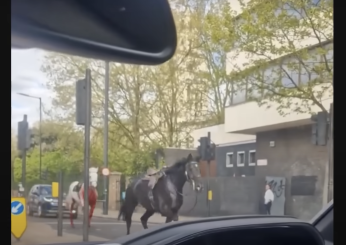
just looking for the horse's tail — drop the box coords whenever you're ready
[118,203,126,221]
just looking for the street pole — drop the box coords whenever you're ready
[327,103,333,202]
[17,93,42,180]
[39,97,42,179]
[22,149,26,196]
[103,61,109,215]
[83,69,92,242]
[207,132,211,217]
[57,170,63,236]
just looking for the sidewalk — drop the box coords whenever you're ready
[87,207,199,224]
[11,221,107,245]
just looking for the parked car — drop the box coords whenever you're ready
[26,184,78,219]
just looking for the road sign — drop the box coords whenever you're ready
[52,182,59,197]
[102,167,110,176]
[11,197,27,239]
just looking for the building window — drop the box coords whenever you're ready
[237,151,245,167]
[226,152,234,168]
[249,150,256,166]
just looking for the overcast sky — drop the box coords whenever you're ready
[11,48,52,133]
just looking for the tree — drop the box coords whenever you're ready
[40,3,208,173]
[191,0,241,124]
[208,0,333,116]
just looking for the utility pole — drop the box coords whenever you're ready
[103,60,109,215]
[17,93,42,179]
[310,107,333,202]
[327,103,333,201]
[75,69,92,242]
[197,133,215,217]
[17,114,31,196]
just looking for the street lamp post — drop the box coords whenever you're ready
[17,93,42,179]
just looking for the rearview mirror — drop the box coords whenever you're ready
[11,0,177,65]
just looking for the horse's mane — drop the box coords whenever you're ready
[164,157,189,174]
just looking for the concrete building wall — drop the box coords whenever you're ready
[255,125,328,221]
[224,97,333,134]
[216,142,256,177]
[179,176,264,217]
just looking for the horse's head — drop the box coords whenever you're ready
[89,167,99,188]
[184,154,203,192]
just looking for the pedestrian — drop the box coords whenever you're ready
[264,184,274,215]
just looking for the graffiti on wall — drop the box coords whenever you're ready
[267,179,285,198]
[265,176,286,215]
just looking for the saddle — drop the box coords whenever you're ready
[72,182,83,192]
[142,168,165,189]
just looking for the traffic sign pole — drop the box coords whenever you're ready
[57,171,64,236]
[102,168,110,176]
[83,69,92,242]
[11,197,27,240]
[103,61,109,215]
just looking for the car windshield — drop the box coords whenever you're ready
[11,0,333,244]
[40,186,52,195]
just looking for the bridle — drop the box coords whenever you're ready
[184,161,200,191]
[89,173,98,188]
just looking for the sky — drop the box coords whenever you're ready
[11,48,52,133]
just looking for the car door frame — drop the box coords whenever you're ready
[310,200,333,244]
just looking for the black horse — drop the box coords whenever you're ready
[118,154,203,235]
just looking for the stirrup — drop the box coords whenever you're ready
[148,192,155,209]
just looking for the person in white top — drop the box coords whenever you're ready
[264,184,274,215]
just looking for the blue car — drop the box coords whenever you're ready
[26,184,78,218]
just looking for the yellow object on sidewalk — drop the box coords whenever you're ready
[11,197,27,240]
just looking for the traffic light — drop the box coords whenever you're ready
[209,143,216,160]
[198,137,209,160]
[75,73,92,126]
[311,111,329,146]
[17,115,30,151]
[197,136,215,161]
[76,78,87,125]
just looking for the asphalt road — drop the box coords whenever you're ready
[28,216,155,240]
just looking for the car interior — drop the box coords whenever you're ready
[11,0,333,244]
[175,226,323,245]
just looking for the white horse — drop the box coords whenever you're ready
[65,167,99,227]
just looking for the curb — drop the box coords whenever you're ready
[81,212,163,224]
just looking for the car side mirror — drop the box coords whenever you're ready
[32,192,39,196]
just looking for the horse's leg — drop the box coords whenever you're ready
[70,199,76,228]
[125,204,136,235]
[89,203,95,227]
[140,210,155,229]
[165,216,173,223]
[172,212,179,222]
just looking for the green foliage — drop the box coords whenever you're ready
[206,0,333,116]
[19,0,333,184]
